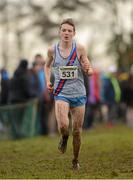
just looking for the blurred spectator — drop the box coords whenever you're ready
[118,71,129,122]
[34,54,46,95]
[123,72,133,127]
[84,70,102,129]
[0,68,10,105]
[33,54,56,135]
[101,67,121,127]
[9,59,30,103]
[47,70,57,136]
[33,54,48,135]
[28,60,40,98]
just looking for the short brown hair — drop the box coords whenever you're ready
[60,18,75,31]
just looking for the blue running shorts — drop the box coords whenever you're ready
[54,96,87,107]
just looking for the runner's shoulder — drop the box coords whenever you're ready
[76,43,86,57]
[47,45,55,57]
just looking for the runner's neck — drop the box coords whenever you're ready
[60,41,73,49]
[58,41,73,59]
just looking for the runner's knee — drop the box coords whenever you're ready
[72,128,82,137]
[60,123,69,134]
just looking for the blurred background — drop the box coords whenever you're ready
[0,0,133,139]
[0,0,133,72]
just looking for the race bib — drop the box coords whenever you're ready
[59,66,78,79]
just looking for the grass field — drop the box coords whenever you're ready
[0,124,133,179]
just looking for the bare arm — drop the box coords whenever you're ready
[44,46,54,92]
[77,44,93,76]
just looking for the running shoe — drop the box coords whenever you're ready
[58,135,69,153]
[72,159,80,170]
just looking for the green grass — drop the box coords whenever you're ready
[0,124,133,179]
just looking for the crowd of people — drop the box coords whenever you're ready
[0,55,133,136]
[0,54,56,136]
[84,67,133,129]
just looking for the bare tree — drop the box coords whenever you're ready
[0,0,133,70]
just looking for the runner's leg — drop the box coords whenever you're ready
[55,100,70,135]
[70,105,85,167]
[55,100,70,153]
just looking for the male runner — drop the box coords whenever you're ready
[45,18,93,170]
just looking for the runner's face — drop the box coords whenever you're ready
[59,23,75,42]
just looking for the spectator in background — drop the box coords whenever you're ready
[33,54,51,101]
[34,54,46,95]
[117,71,129,122]
[28,60,40,98]
[84,70,102,129]
[9,59,30,103]
[101,66,121,127]
[33,54,55,135]
[33,54,48,135]
[0,68,10,105]
[123,72,133,127]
